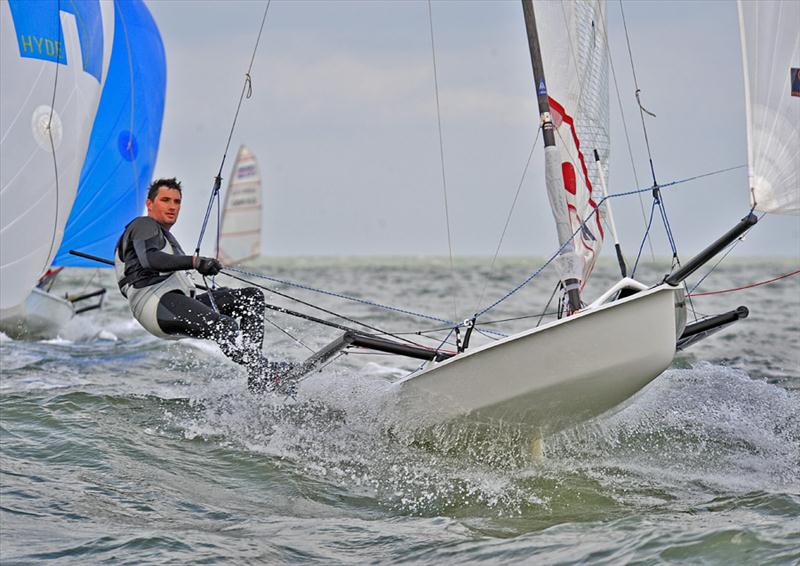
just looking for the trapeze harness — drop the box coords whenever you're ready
[115,217,196,339]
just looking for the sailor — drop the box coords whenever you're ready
[115,177,289,392]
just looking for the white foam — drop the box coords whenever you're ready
[39,336,72,345]
[95,330,118,341]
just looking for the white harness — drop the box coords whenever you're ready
[115,236,196,339]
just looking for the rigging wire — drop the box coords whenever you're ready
[536,281,561,328]
[476,165,744,317]
[689,269,800,297]
[618,0,681,264]
[618,0,658,189]
[221,269,459,353]
[593,1,654,259]
[195,0,272,256]
[220,164,743,345]
[264,315,315,353]
[426,0,459,322]
[225,265,506,338]
[689,211,768,293]
[408,327,455,376]
[473,128,541,313]
[43,0,63,275]
[630,197,657,277]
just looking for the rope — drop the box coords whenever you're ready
[220,268,466,352]
[221,165,747,334]
[426,0,458,321]
[605,164,745,199]
[619,0,659,190]
[689,269,800,297]
[536,282,561,328]
[631,198,657,277]
[264,315,315,353]
[619,0,685,269]
[226,266,456,327]
[195,0,272,255]
[43,0,63,273]
[408,327,455,376]
[655,191,680,259]
[476,164,743,317]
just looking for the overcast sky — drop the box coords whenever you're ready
[147,0,799,259]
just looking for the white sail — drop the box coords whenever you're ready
[738,0,800,215]
[218,145,262,265]
[0,2,113,311]
[536,0,610,286]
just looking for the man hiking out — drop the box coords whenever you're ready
[114,177,292,392]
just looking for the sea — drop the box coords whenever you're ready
[1,257,798,565]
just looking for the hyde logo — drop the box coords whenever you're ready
[6,0,103,83]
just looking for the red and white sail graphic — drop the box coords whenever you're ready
[536,0,610,287]
[549,96,604,286]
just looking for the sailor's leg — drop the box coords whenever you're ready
[156,291,244,363]
[195,288,295,394]
[196,287,266,356]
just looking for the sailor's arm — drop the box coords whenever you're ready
[127,219,221,275]
[124,218,191,273]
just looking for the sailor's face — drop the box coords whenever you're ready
[146,187,182,227]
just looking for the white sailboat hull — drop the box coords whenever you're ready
[0,288,74,339]
[394,283,683,435]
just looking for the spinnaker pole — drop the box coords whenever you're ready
[521,0,581,313]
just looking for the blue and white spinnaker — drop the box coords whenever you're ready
[53,0,166,267]
[0,0,112,311]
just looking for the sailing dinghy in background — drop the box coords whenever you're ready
[0,0,111,336]
[0,0,166,338]
[217,145,263,265]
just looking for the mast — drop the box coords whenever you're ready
[521,0,582,314]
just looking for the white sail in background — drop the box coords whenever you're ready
[218,145,262,265]
[0,2,113,311]
[738,0,799,215]
[536,0,610,287]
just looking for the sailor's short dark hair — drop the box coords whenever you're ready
[147,178,182,201]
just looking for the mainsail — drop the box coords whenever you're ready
[0,1,112,311]
[52,0,166,267]
[534,0,610,288]
[217,145,263,265]
[738,0,799,215]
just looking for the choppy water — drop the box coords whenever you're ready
[1,258,799,564]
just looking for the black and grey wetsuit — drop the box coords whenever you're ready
[115,217,266,366]
[115,217,196,338]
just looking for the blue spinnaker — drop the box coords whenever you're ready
[53,0,166,267]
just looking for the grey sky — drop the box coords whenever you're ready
[147,0,799,259]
